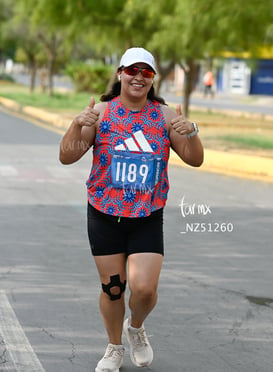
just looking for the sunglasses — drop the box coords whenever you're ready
[122,66,155,79]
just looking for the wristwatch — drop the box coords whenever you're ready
[186,122,199,138]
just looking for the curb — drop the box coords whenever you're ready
[1,96,273,184]
[169,150,273,183]
[0,97,71,129]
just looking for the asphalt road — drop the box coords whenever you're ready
[163,92,273,116]
[1,109,273,372]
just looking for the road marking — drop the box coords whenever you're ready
[0,166,18,176]
[0,291,45,372]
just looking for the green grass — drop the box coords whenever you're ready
[1,82,273,154]
[0,82,100,112]
[219,134,273,150]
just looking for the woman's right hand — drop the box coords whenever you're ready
[73,97,100,128]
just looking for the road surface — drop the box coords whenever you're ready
[0,109,273,371]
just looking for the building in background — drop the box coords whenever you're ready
[217,58,273,96]
[216,47,273,96]
[249,59,273,95]
[168,47,273,97]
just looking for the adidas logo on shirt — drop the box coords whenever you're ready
[114,130,153,153]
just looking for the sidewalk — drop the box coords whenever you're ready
[1,95,273,184]
[164,89,273,118]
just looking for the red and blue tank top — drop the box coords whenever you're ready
[86,96,170,218]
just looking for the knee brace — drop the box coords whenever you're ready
[102,274,126,301]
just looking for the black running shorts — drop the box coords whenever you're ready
[87,203,164,256]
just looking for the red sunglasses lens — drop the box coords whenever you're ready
[124,66,154,78]
[124,66,139,76]
[142,69,154,78]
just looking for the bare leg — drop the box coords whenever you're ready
[94,253,127,344]
[128,253,163,328]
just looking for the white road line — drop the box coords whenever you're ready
[0,166,18,176]
[0,291,45,372]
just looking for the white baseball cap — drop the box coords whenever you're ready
[119,47,157,73]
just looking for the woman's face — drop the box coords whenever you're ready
[119,63,154,100]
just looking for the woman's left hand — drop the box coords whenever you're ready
[170,104,194,136]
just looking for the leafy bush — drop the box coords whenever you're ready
[0,73,14,82]
[64,62,114,93]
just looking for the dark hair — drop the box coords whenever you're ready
[100,81,167,105]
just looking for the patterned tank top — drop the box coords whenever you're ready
[86,96,170,218]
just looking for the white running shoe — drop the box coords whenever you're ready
[123,318,154,367]
[95,343,125,372]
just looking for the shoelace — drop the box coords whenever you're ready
[132,328,150,348]
[104,346,123,361]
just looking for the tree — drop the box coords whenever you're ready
[3,14,42,92]
[18,0,128,94]
[149,0,273,116]
[1,0,76,95]
[0,0,17,65]
[0,1,58,93]
[4,0,272,110]
[120,0,178,94]
[36,30,67,96]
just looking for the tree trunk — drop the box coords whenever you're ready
[29,59,36,93]
[154,74,164,95]
[154,60,175,96]
[182,59,199,118]
[47,57,54,97]
[37,32,57,97]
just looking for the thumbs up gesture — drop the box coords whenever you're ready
[73,97,100,128]
[89,96,96,109]
[170,104,195,136]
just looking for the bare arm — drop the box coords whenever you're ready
[59,98,105,165]
[163,104,204,167]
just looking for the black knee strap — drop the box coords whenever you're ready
[102,274,126,301]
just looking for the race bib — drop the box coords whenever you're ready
[111,151,162,191]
